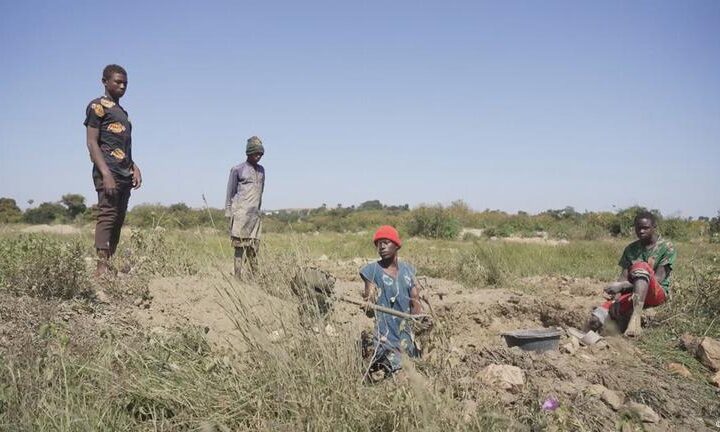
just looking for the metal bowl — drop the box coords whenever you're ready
[501,328,563,352]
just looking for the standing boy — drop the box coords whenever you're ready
[85,64,142,277]
[226,136,265,279]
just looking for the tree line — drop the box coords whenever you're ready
[1,195,718,242]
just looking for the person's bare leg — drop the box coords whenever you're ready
[94,249,110,278]
[624,279,649,337]
[234,247,244,279]
[246,247,258,278]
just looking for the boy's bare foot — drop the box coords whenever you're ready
[624,312,643,337]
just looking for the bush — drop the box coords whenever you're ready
[661,218,690,241]
[0,235,90,299]
[23,202,68,224]
[455,243,507,287]
[406,206,461,240]
[0,198,22,223]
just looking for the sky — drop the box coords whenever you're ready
[1,0,718,217]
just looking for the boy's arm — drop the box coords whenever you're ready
[362,279,377,318]
[225,168,238,217]
[131,163,142,189]
[409,284,422,315]
[655,265,668,284]
[86,126,116,196]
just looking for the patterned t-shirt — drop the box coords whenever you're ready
[84,96,133,187]
[618,236,677,292]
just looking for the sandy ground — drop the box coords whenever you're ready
[128,264,718,431]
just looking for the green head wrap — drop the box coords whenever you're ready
[246,136,264,155]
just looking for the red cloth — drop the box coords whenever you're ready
[373,225,402,247]
[600,261,666,318]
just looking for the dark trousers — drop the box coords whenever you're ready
[95,184,131,255]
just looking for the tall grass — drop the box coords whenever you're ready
[1,228,718,430]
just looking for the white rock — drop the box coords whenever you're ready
[623,402,660,423]
[477,364,525,392]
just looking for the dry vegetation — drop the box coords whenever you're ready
[0,223,719,431]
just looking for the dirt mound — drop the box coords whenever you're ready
[133,275,300,352]
[129,270,720,430]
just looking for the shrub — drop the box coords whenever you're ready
[661,218,690,241]
[0,235,90,299]
[0,198,22,223]
[406,205,461,240]
[23,202,68,224]
[455,243,507,287]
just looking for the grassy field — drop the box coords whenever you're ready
[0,226,718,431]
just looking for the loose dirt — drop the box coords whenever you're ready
[126,266,719,431]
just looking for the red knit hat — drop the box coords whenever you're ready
[373,225,401,247]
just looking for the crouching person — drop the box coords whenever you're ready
[360,225,428,379]
[587,211,676,337]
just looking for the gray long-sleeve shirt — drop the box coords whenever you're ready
[225,162,265,239]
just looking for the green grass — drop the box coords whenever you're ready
[0,227,718,430]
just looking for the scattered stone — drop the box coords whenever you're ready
[561,341,577,355]
[461,399,478,423]
[679,333,699,352]
[697,337,720,371]
[587,384,624,411]
[477,364,525,393]
[133,297,143,307]
[667,363,692,378]
[324,324,337,337]
[623,402,660,423]
[94,290,111,304]
[710,371,720,387]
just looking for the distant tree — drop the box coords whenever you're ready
[544,206,580,220]
[169,202,190,212]
[358,200,383,211]
[23,202,67,224]
[710,211,720,242]
[61,193,87,219]
[0,198,23,223]
[406,205,461,240]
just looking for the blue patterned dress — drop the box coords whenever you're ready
[360,261,419,373]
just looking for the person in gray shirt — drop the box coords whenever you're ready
[225,136,265,279]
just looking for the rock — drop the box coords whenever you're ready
[324,324,337,337]
[697,337,720,371]
[587,384,624,411]
[710,371,720,387]
[679,333,699,353]
[133,297,143,307]
[667,362,692,378]
[318,254,329,261]
[477,364,525,393]
[461,399,478,423]
[623,402,660,423]
[94,290,111,304]
[561,342,577,355]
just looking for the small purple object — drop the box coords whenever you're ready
[541,396,559,411]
